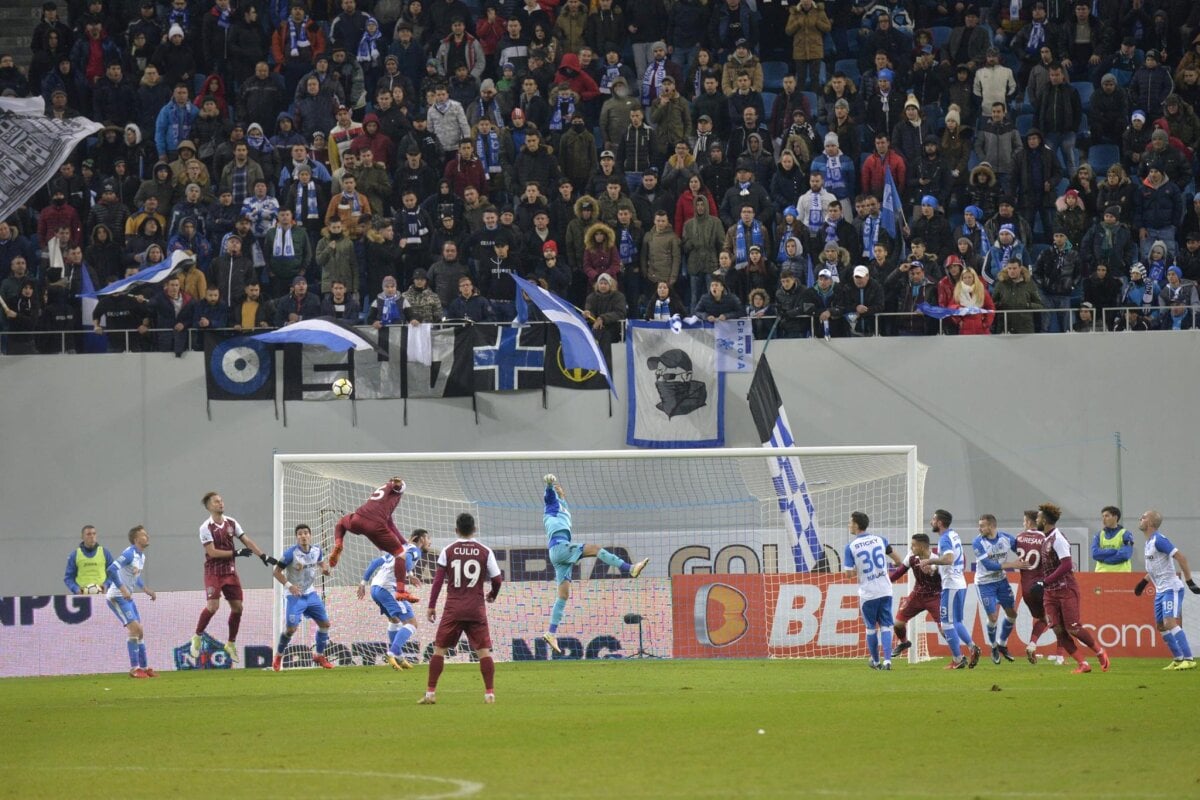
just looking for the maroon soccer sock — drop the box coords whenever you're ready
[1030,619,1049,641]
[334,517,347,546]
[1071,627,1099,652]
[428,654,445,692]
[195,608,215,635]
[392,549,408,586]
[228,611,242,641]
[479,656,495,691]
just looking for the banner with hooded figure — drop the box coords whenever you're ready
[625,320,724,448]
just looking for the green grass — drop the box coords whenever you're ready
[2,658,1198,800]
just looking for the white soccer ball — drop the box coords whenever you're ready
[331,377,354,399]
[544,473,557,485]
[83,584,102,595]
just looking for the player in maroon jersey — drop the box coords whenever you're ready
[419,512,503,705]
[1008,509,1055,664]
[1037,502,1111,674]
[329,477,419,602]
[191,491,273,662]
[888,533,942,658]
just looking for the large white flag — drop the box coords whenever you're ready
[625,320,724,448]
[0,98,103,220]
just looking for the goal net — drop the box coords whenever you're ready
[273,447,929,667]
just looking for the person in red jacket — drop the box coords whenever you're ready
[444,138,487,198]
[38,183,83,248]
[554,52,599,102]
[948,266,995,335]
[860,132,907,200]
[350,113,397,169]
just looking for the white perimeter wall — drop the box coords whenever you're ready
[2,331,1197,595]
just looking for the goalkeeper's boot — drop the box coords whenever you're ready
[1026,646,1038,665]
[998,645,1015,662]
[328,543,344,568]
[484,692,495,704]
[1071,661,1092,674]
[1175,659,1196,671]
[944,657,966,670]
[968,644,982,669]
[418,693,437,705]
[542,633,562,655]
[144,668,157,678]
[1097,648,1111,672]
[395,588,420,603]
[990,645,1001,665]
[890,640,911,659]
[130,668,149,679]
[223,642,239,663]
[387,653,413,671]
[189,634,202,658]
[313,654,335,669]
[630,558,650,578]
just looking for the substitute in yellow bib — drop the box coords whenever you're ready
[64,525,114,593]
[1092,506,1135,572]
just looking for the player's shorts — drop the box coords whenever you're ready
[370,585,415,620]
[549,541,585,584]
[940,587,967,625]
[860,596,894,629]
[1020,586,1046,620]
[1154,587,1185,623]
[976,579,1016,617]
[285,592,329,627]
[106,596,140,626]
[897,592,941,623]
[434,616,492,651]
[204,571,244,602]
[345,513,404,554]
[1044,584,1081,630]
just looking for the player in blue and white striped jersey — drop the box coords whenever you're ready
[271,524,333,671]
[843,511,902,669]
[973,514,1019,664]
[921,509,982,669]
[105,525,157,679]
[358,529,432,671]
[1135,510,1200,671]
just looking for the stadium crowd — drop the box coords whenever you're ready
[3,0,1200,353]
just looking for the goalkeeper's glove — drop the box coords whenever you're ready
[235,548,253,558]
[1189,579,1200,595]
[260,554,278,566]
[544,473,557,486]
[1134,578,1149,596]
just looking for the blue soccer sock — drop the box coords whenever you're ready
[387,622,402,646]
[955,622,974,648]
[881,630,893,660]
[548,597,566,633]
[866,631,879,663]
[137,641,147,669]
[597,548,631,574]
[986,623,997,647]
[999,617,1014,646]
[126,638,140,669]
[390,623,415,656]
[1163,629,1180,658]
[314,630,329,655]
[276,632,292,654]
[941,623,963,659]
[1176,629,1194,659]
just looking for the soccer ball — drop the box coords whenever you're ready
[83,584,102,595]
[331,378,354,399]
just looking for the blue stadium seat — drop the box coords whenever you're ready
[930,26,951,49]
[762,61,790,91]
[762,91,776,119]
[1071,81,1094,112]
[1016,113,1033,137]
[834,59,860,82]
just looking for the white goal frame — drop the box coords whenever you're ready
[272,446,927,664]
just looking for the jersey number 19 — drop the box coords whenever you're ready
[450,559,481,588]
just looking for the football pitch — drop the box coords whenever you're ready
[2,659,1197,800]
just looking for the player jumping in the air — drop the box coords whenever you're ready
[540,474,650,655]
[359,529,433,671]
[921,509,982,669]
[974,514,1019,664]
[193,492,273,662]
[272,524,334,671]
[1038,502,1110,674]
[421,513,503,704]
[843,511,902,669]
[1009,510,1055,664]
[888,533,941,659]
[106,525,157,678]
[1135,510,1200,671]
[329,477,419,603]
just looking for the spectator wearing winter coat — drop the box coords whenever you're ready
[882,261,937,336]
[948,267,994,335]
[1129,51,1174,126]
[1133,164,1182,261]
[981,224,1027,285]
[401,269,444,322]
[148,275,194,355]
[583,272,628,341]
[154,83,199,158]
[444,275,495,321]
[693,275,745,320]
[1081,264,1122,326]
[1012,128,1063,244]
[990,260,1044,334]
[1033,231,1082,332]
[316,219,359,297]
[785,0,831,93]
[974,104,1021,192]
[640,212,682,289]
[1081,205,1138,277]
[1035,64,1082,175]
[1089,74,1130,146]
[681,195,725,304]
[513,130,562,196]
[859,133,906,201]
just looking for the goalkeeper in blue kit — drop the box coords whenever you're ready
[541,475,650,654]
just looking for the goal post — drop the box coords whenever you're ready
[272,447,929,667]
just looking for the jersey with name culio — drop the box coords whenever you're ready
[278,543,324,595]
[437,539,501,622]
[198,516,245,576]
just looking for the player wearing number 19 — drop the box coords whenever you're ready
[1134,510,1200,671]
[843,511,902,669]
[272,525,334,671]
[921,509,983,670]
[421,513,503,705]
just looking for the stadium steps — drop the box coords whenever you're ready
[0,4,44,67]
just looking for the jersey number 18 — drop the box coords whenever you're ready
[450,559,481,588]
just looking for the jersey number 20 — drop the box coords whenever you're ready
[450,559,481,588]
[1016,546,1040,569]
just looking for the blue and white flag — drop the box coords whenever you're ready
[881,165,901,239]
[915,302,985,320]
[626,319,724,448]
[746,355,826,572]
[512,273,615,395]
[80,250,191,298]
[78,262,108,353]
[253,319,377,351]
[713,319,753,373]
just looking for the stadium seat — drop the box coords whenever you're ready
[1072,82,1094,112]
[762,61,790,91]
[834,59,861,82]
[1089,148,1123,177]
[762,91,776,119]
[1016,113,1033,137]
[930,26,951,49]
